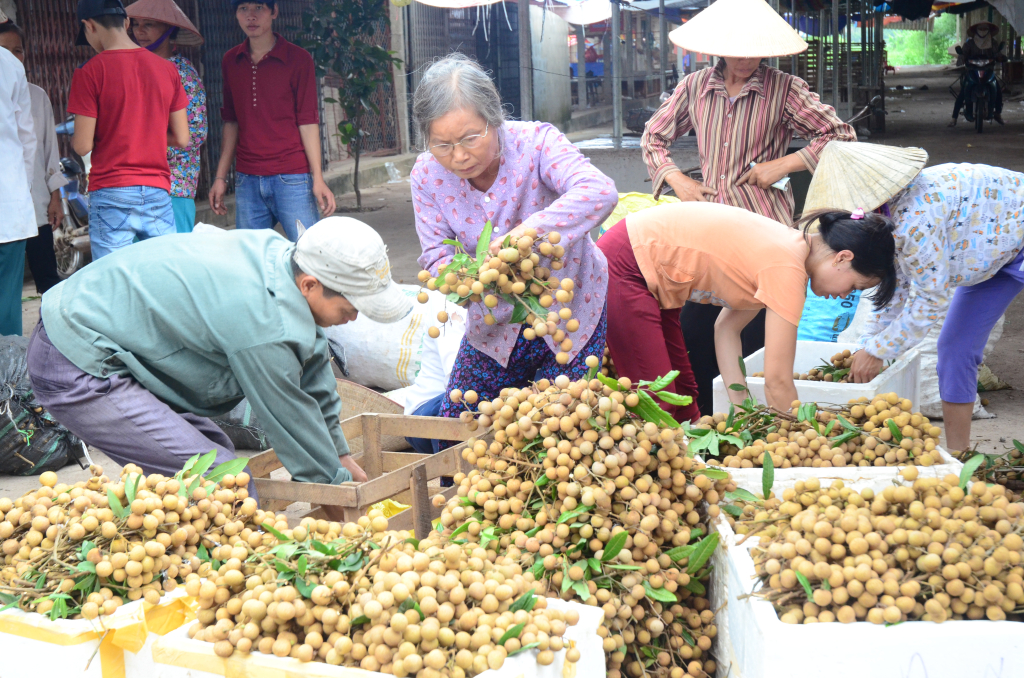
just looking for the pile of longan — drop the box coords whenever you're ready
[730,470,1024,625]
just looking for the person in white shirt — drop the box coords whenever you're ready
[0,13,37,336]
[0,21,70,294]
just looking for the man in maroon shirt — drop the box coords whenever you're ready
[208,0,335,241]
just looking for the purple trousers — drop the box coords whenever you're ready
[27,322,256,497]
[938,249,1024,403]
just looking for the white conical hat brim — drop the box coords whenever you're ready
[668,0,807,58]
[803,142,929,214]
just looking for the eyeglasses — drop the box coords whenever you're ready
[429,122,489,158]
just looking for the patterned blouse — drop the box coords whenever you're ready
[413,121,617,368]
[169,54,207,199]
[860,164,1024,359]
[641,62,856,224]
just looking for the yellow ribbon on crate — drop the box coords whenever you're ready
[0,595,197,678]
[370,498,410,519]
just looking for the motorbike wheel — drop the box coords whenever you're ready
[975,99,985,133]
[53,210,87,279]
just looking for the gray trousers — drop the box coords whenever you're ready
[27,321,255,497]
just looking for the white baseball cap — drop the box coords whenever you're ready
[294,217,412,324]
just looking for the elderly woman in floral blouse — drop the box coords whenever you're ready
[411,54,617,420]
[128,0,207,233]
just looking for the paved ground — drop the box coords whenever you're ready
[10,64,1024,500]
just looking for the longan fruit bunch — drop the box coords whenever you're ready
[701,393,944,469]
[732,471,1024,625]
[440,371,730,678]
[600,346,618,379]
[0,463,254,619]
[188,510,582,677]
[751,350,890,383]
[417,227,579,361]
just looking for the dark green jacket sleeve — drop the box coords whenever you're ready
[228,339,352,485]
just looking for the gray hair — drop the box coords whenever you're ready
[412,53,506,152]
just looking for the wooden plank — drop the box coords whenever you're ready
[355,446,462,507]
[409,464,431,541]
[248,449,282,479]
[389,484,459,534]
[376,414,473,441]
[253,478,359,505]
[362,415,384,480]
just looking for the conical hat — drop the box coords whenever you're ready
[126,0,203,46]
[803,142,928,214]
[668,0,807,58]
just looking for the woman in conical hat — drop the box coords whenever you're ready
[640,0,856,415]
[127,0,207,234]
[806,142,1024,452]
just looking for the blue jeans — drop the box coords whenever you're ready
[405,394,446,455]
[235,172,320,242]
[89,186,174,259]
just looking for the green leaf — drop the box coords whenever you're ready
[606,564,642,570]
[586,363,599,381]
[178,453,200,477]
[824,420,836,436]
[665,545,695,562]
[722,504,743,517]
[106,488,128,520]
[728,383,748,391]
[762,450,775,500]
[186,474,203,497]
[311,540,337,556]
[726,404,735,430]
[654,390,693,406]
[205,458,250,484]
[648,371,679,392]
[297,555,308,578]
[476,222,493,261]
[683,579,705,595]
[126,473,140,505]
[404,537,420,550]
[557,506,588,524]
[596,373,623,391]
[509,588,537,613]
[561,567,573,594]
[1014,439,1024,455]
[76,561,96,574]
[679,627,696,646]
[795,571,814,598]
[261,522,293,543]
[188,450,219,481]
[508,642,541,657]
[725,489,759,502]
[588,558,602,575]
[601,531,628,562]
[79,540,96,560]
[0,600,18,613]
[534,474,550,488]
[34,572,47,590]
[295,578,315,599]
[738,356,747,377]
[643,581,677,603]
[510,301,531,325]
[530,559,545,579]
[628,389,680,428]
[822,579,832,591]
[572,580,591,602]
[960,454,986,490]
[332,552,364,573]
[693,468,730,480]
[499,622,525,645]
[887,420,904,443]
[685,533,720,575]
[449,519,477,540]
[442,238,463,248]
[837,414,859,432]
[399,597,426,620]
[351,615,370,626]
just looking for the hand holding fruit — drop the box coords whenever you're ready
[849,349,883,383]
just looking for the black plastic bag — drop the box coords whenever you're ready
[0,336,83,475]
[213,400,271,451]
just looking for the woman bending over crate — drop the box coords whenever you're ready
[597,202,897,419]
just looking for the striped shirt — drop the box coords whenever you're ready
[641,62,856,224]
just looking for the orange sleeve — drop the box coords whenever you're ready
[753,266,808,327]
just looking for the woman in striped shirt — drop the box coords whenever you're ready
[640,0,856,415]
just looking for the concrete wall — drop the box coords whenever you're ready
[530,6,571,130]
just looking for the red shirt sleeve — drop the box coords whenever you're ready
[294,49,319,126]
[221,51,237,123]
[67,64,99,118]
[169,63,188,112]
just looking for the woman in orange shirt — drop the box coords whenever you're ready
[596,202,897,418]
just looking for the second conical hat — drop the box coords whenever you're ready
[803,142,928,214]
[668,0,807,58]
[126,0,203,46]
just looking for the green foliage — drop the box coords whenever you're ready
[303,0,401,206]
[884,14,959,67]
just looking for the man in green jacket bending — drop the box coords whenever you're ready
[27,217,410,503]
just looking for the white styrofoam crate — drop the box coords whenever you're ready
[152,599,605,678]
[710,446,963,495]
[709,479,1024,678]
[712,341,921,415]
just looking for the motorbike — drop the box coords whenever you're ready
[53,116,91,278]
[951,43,1003,134]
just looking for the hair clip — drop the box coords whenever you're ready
[850,208,866,220]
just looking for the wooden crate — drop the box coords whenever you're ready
[248,414,477,537]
